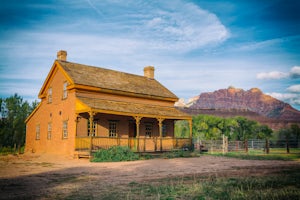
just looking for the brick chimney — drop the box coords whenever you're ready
[144,66,155,79]
[57,50,67,61]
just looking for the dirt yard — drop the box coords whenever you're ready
[0,153,299,199]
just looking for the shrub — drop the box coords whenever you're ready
[162,149,193,159]
[92,146,139,162]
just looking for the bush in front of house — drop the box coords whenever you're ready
[92,146,139,162]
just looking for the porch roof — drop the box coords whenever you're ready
[76,96,191,120]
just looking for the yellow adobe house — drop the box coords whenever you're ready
[25,50,192,157]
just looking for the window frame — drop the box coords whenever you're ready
[62,82,68,99]
[47,122,52,140]
[162,123,167,137]
[87,120,97,136]
[62,120,68,139]
[47,87,52,103]
[108,121,117,138]
[145,123,153,138]
[36,124,40,140]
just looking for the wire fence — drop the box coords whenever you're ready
[193,138,300,153]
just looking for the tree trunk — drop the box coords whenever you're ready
[286,139,290,154]
[17,144,21,154]
[245,139,248,153]
[265,139,270,154]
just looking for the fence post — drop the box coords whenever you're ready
[199,139,202,153]
[222,135,225,155]
[225,136,228,153]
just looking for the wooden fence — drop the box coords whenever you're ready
[194,138,300,153]
[75,136,191,153]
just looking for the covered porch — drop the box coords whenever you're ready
[75,96,192,155]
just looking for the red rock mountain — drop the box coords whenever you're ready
[182,87,300,129]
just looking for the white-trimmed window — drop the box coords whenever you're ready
[109,121,117,137]
[62,82,68,99]
[36,124,40,140]
[88,120,96,136]
[62,121,68,139]
[145,123,153,138]
[48,87,52,103]
[47,122,52,140]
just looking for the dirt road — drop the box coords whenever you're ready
[0,154,299,199]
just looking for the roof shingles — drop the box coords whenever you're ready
[77,96,190,119]
[58,60,178,100]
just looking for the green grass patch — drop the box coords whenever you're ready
[0,146,24,155]
[162,150,200,159]
[209,148,300,161]
[124,167,300,199]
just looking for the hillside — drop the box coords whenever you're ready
[177,87,300,130]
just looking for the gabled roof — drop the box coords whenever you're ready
[40,60,178,101]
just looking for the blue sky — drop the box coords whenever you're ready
[1,0,300,110]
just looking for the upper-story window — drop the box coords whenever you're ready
[62,82,68,99]
[36,124,40,140]
[48,87,52,103]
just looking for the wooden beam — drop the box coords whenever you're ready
[89,111,95,157]
[157,118,164,151]
[134,116,142,152]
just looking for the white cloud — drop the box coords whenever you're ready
[256,66,300,80]
[287,84,300,93]
[290,66,300,78]
[268,92,300,106]
[83,0,229,51]
[268,92,297,100]
[256,71,288,80]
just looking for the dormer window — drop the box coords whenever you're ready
[62,82,68,99]
[48,87,52,103]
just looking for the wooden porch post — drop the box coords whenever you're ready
[188,119,193,150]
[157,118,164,151]
[89,111,95,156]
[134,116,141,152]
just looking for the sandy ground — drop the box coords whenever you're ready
[0,153,299,199]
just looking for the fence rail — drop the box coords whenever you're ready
[75,137,191,153]
[194,138,300,153]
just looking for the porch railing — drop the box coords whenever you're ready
[75,136,191,152]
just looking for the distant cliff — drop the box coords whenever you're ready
[178,87,300,129]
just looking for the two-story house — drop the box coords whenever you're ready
[25,50,192,157]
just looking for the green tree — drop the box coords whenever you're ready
[0,94,37,153]
[220,118,239,139]
[278,128,292,154]
[193,115,223,140]
[234,117,258,153]
[290,124,300,147]
[174,120,189,138]
[256,124,273,154]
